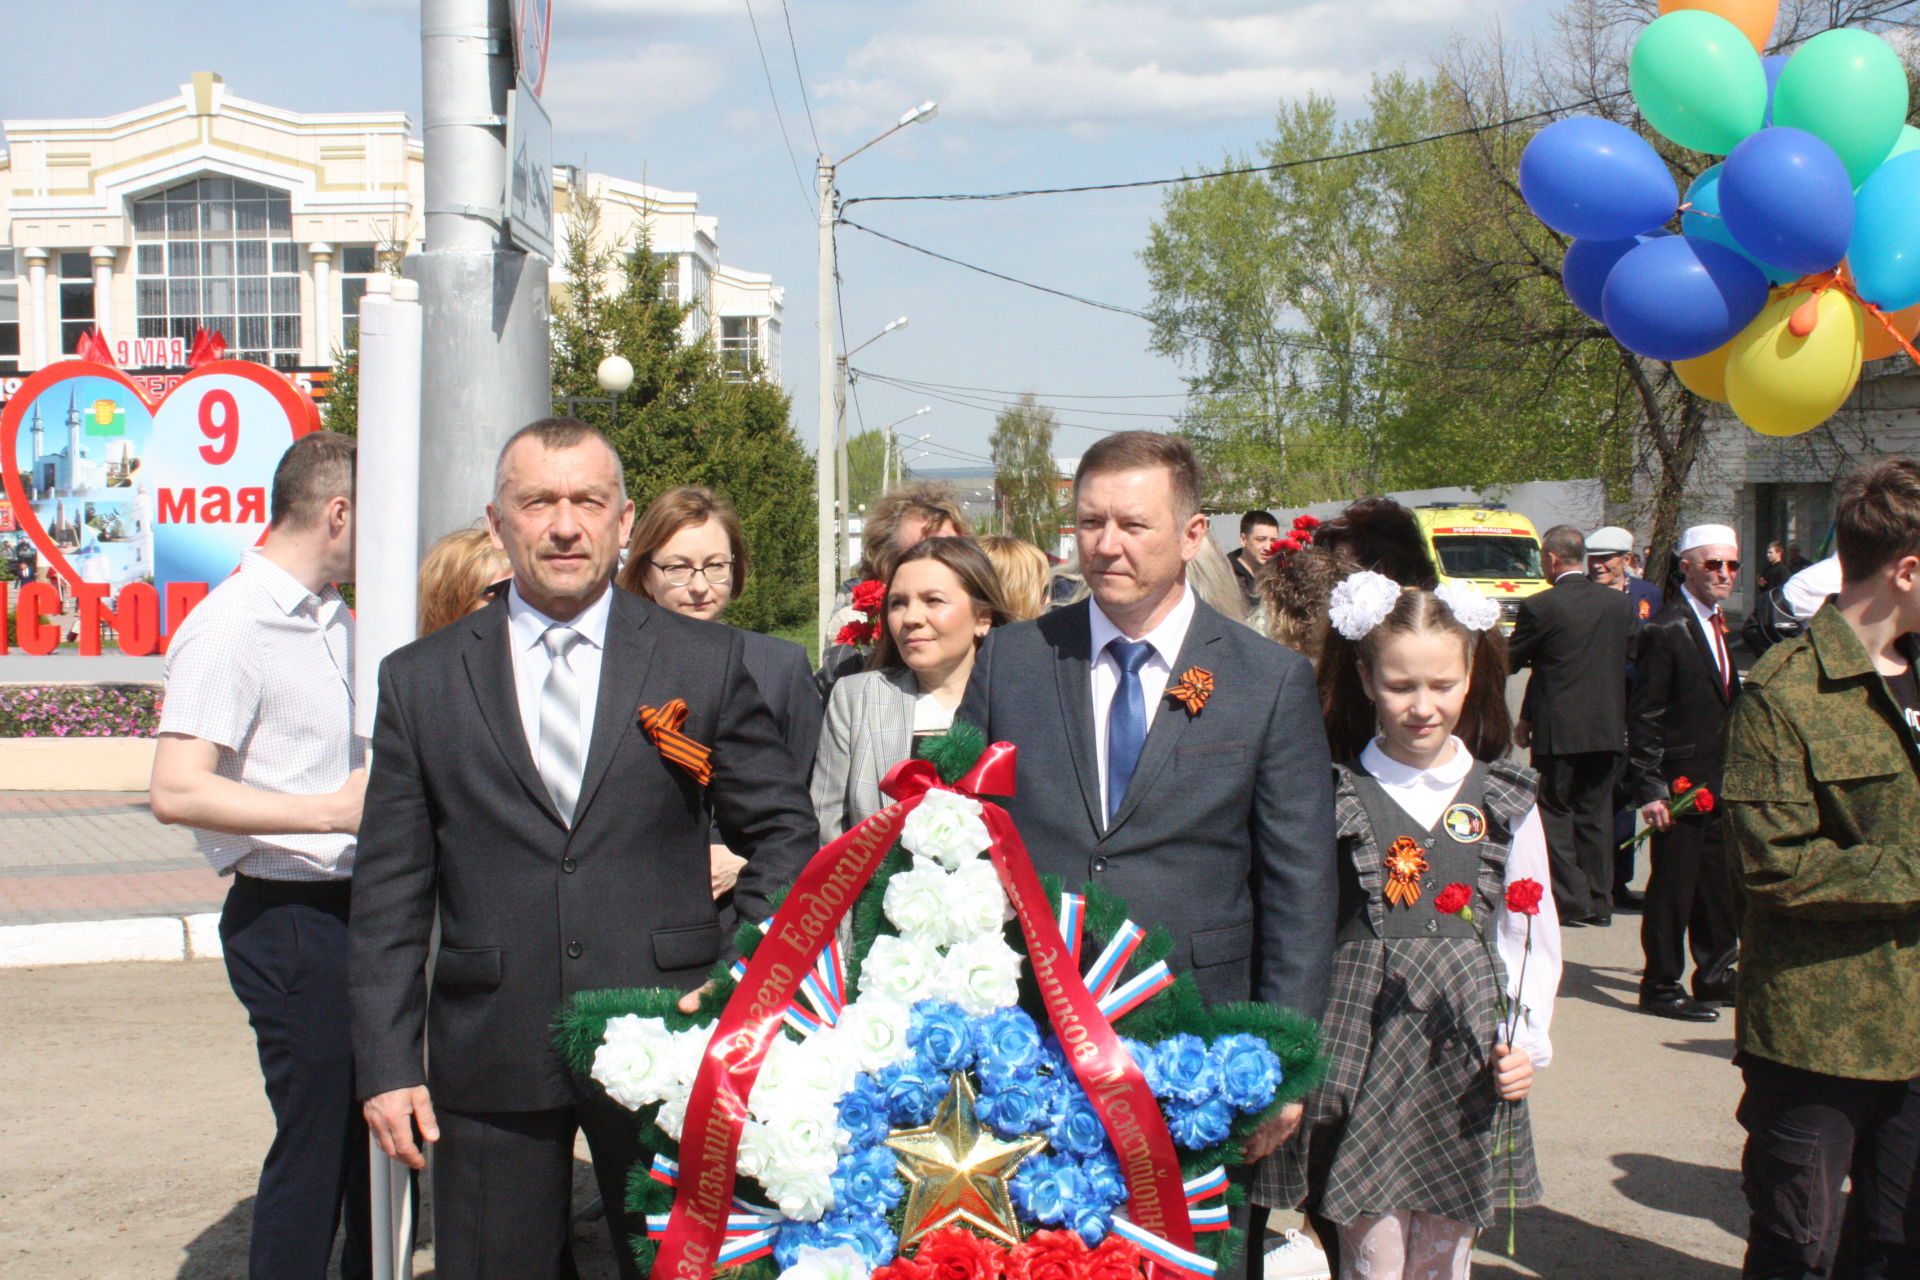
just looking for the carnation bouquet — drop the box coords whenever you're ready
[558,726,1323,1280]
[830,580,888,650]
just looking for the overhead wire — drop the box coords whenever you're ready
[741,0,816,217]
[777,0,822,156]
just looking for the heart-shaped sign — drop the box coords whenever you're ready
[2,359,318,653]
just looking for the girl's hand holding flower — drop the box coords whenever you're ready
[1492,1042,1533,1101]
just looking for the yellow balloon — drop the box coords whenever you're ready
[1675,343,1732,402]
[1726,290,1865,436]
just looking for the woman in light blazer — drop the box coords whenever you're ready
[811,537,1012,839]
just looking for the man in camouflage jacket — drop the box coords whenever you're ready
[1720,459,1920,1280]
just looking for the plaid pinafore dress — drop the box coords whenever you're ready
[1253,757,1543,1228]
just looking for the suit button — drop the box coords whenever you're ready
[562,857,577,874]
[567,941,583,959]
[1092,856,1108,873]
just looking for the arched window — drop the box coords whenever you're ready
[132,176,302,367]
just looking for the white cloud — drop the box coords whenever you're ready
[542,43,725,136]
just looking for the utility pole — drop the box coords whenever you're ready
[413,0,551,552]
[816,158,838,660]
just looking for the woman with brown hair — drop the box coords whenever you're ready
[809,537,1012,839]
[417,527,509,636]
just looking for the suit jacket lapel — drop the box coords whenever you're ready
[462,597,562,826]
[1104,602,1222,840]
[573,589,657,825]
[1683,605,1730,704]
[1048,603,1105,836]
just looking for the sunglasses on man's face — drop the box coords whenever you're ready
[1699,558,1741,574]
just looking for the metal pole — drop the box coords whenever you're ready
[816,157,837,659]
[836,357,851,583]
[412,0,551,552]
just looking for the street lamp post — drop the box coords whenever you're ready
[816,101,938,659]
[836,317,910,582]
[881,406,932,491]
[596,354,634,432]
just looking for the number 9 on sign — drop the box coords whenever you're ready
[199,388,239,464]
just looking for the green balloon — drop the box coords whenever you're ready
[1773,29,1909,186]
[1630,10,1767,155]
[1890,125,1920,164]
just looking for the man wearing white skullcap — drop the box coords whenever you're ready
[1624,522,1741,1022]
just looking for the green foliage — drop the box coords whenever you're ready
[552,192,816,632]
[321,343,358,437]
[989,394,1062,547]
[847,427,887,518]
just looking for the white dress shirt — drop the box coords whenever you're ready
[506,582,613,779]
[1359,736,1562,1069]
[1088,584,1197,821]
[1682,583,1732,687]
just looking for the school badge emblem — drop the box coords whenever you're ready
[1442,802,1486,843]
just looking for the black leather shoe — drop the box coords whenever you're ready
[1639,992,1720,1021]
[1614,889,1646,909]
[1694,980,1736,1007]
[1588,912,1613,927]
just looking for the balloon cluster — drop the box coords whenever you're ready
[1520,0,1917,437]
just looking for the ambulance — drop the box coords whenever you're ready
[1412,504,1551,632]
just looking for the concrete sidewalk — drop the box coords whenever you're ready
[0,791,226,965]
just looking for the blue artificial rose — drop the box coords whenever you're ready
[1165,1096,1235,1149]
[1069,1199,1112,1247]
[972,1006,1044,1085]
[877,1057,944,1126]
[1081,1149,1127,1208]
[976,1072,1058,1140]
[838,1074,892,1150]
[909,1001,975,1073]
[1011,1152,1073,1224]
[831,1146,904,1216]
[773,1220,829,1270]
[1212,1034,1284,1113]
[816,1207,898,1267]
[1150,1033,1222,1105]
[1049,1086,1109,1160]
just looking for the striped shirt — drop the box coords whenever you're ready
[158,549,361,880]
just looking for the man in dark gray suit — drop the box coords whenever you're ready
[958,431,1336,1164]
[349,419,818,1280]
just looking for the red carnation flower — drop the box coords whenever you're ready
[1673,776,1692,793]
[1434,882,1474,916]
[835,621,871,647]
[850,579,887,614]
[1505,878,1544,917]
[1007,1231,1086,1280]
[915,1227,1005,1280]
[1293,513,1321,531]
[1080,1238,1150,1280]
[1693,787,1716,813]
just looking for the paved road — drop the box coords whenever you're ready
[0,792,216,926]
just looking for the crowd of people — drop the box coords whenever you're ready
[145,419,1919,1280]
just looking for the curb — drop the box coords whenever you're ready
[0,912,224,967]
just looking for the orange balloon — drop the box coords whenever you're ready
[1658,0,1777,53]
[1863,303,1920,361]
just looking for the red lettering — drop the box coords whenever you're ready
[200,486,232,523]
[199,388,239,464]
[74,583,110,656]
[0,583,7,653]
[17,582,60,655]
[157,488,196,524]
[236,486,265,522]
[114,583,161,656]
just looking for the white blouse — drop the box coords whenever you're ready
[1358,737,1561,1069]
[911,692,957,736]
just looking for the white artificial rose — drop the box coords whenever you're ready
[656,1092,689,1141]
[900,789,992,871]
[834,996,914,1074]
[781,1245,873,1280]
[935,933,1024,1016]
[946,857,1013,942]
[742,1113,840,1220]
[752,1031,857,1123]
[859,933,943,1003]
[884,862,963,945]
[592,1016,685,1111]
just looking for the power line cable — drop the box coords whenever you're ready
[777,0,822,156]
[851,375,1188,401]
[841,91,1626,208]
[855,370,1184,420]
[742,0,815,216]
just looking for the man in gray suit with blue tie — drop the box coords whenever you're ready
[958,431,1336,1169]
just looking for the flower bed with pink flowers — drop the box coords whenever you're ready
[0,685,162,738]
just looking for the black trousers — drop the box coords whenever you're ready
[1640,813,1738,997]
[220,875,371,1280]
[1536,750,1624,920]
[431,1087,646,1280]
[1737,1055,1920,1279]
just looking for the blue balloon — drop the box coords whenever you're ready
[1763,55,1788,127]
[1601,234,1771,361]
[1683,164,1799,284]
[1720,127,1854,277]
[1849,150,1920,310]
[1521,117,1678,241]
[1563,232,1670,321]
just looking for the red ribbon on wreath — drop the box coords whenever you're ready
[649,742,1196,1280]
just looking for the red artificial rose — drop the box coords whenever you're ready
[1080,1238,1150,1280]
[1504,878,1544,917]
[1693,787,1716,813]
[1434,882,1474,916]
[1293,513,1322,531]
[1007,1230,1086,1280]
[1673,776,1692,794]
[915,1227,1006,1280]
[878,1258,933,1280]
[851,579,888,614]
[835,621,870,647]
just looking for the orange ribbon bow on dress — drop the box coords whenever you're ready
[1384,835,1429,908]
[1165,667,1214,715]
[638,699,713,785]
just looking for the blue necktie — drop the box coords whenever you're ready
[1106,639,1155,822]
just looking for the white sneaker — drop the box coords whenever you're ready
[1262,1228,1333,1280]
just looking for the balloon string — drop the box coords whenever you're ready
[1774,269,1920,369]
[1864,301,1920,369]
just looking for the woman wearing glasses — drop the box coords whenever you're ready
[618,486,823,896]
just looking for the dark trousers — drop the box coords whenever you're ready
[220,876,371,1280]
[1737,1055,1920,1279]
[1536,750,1624,920]
[431,1088,646,1280]
[1640,814,1738,997]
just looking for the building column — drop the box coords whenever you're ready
[23,247,49,369]
[308,243,334,365]
[90,246,115,347]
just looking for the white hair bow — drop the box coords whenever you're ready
[1435,581,1501,633]
[1328,571,1402,640]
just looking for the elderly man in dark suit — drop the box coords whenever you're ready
[349,419,818,1280]
[1627,524,1742,1023]
[958,431,1336,1158]
[1509,524,1637,926]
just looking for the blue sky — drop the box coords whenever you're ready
[2,0,1551,471]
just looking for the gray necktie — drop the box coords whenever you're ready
[539,625,584,824]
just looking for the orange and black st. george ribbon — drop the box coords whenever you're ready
[638,699,713,785]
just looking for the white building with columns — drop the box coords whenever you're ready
[0,72,782,380]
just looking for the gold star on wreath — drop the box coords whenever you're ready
[884,1072,1047,1248]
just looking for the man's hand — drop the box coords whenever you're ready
[1241,1101,1303,1163]
[1640,799,1672,832]
[331,768,370,835]
[1513,719,1532,750]
[364,1085,439,1170]
[709,846,747,899]
[1492,1043,1534,1102]
[678,981,717,1015]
